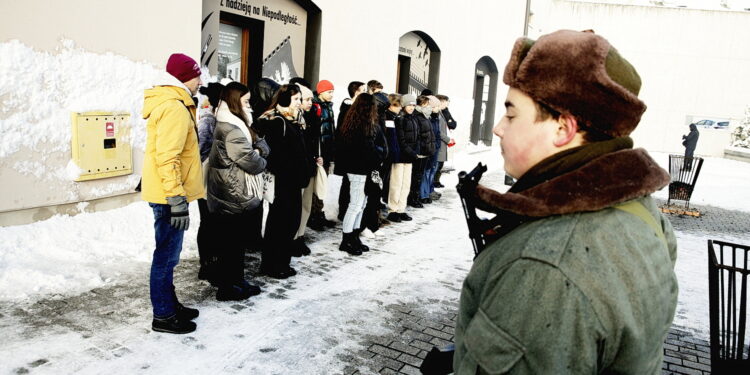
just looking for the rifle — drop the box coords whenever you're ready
[457,162,504,258]
[420,163,504,374]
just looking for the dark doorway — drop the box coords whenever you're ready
[396,55,411,94]
[470,56,499,146]
[219,12,264,86]
[397,31,441,95]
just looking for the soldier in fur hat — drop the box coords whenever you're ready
[453,30,678,374]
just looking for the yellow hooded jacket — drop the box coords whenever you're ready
[141,84,205,204]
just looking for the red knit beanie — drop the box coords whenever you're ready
[166,53,201,82]
[316,80,334,94]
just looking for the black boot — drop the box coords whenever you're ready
[175,303,199,321]
[339,232,362,255]
[386,212,402,222]
[306,216,326,231]
[294,237,312,256]
[152,314,196,334]
[217,283,255,301]
[352,229,370,252]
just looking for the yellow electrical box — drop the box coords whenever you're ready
[71,111,133,181]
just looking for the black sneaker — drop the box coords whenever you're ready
[263,267,297,279]
[217,284,255,301]
[175,303,199,321]
[386,212,402,222]
[408,200,424,208]
[421,197,433,204]
[290,238,308,257]
[235,280,262,297]
[299,240,311,256]
[306,217,326,231]
[399,213,413,221]
[433,182,445,188]
[152,314,196,334]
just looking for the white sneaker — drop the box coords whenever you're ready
[361,228,375,238]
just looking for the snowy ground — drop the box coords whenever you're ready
[0,147,748,373]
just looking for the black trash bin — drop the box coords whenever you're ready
[668,154,704,210]
[708,239,750,373]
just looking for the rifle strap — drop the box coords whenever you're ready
[613,201,667,248]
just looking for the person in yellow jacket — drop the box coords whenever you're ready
[141,53,204,334]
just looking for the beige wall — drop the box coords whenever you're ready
[530,0,750,156]
[312,0,526,152]
[0,0,202,225]
[0,0,527,226]
[0,0,202,66]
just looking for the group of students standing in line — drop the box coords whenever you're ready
[141,52,456,334]
[195,77,458,294]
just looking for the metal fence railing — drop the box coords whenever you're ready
[708,239,750,373]
[668,155,704,210]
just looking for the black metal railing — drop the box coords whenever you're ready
[668,155,704,210]
[708,239,750,373]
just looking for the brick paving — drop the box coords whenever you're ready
[346,299,714,375]
[341,181,750,374]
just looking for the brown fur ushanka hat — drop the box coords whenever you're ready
[503,30,646,137]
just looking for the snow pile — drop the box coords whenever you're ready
[0,202,200,300]
[731,106,750,148]
[0,39,161,159]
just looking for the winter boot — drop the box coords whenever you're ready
[152,314,196,334]
[408,198,424,208]
[216,283,254,301]
[175,303,199,321]
[306,215,326,231]
[386,212,402,222]
[235,279,262,297]
[352,229,370,252]
[339,232,362,255]
[295,237,312,256]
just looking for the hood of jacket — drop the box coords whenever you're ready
[142,72,195,119]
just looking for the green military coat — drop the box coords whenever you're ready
[454,147,678,374]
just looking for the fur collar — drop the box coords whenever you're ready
[476,148,669,218]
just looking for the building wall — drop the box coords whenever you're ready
[530,0,750,156]
[0,0,526,225]
[0,0,202,225]
[311,0,526,152]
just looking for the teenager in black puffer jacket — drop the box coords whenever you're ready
[334,93,386,255]
[387,93,419,221]
[409,95,436,207]
[255,85,310,279]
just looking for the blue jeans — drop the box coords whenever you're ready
[149,203,185,318]
[421,155,438,199]
[343,174,367,233]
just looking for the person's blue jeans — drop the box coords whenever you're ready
[421,155,438,199]
[149,203,186,318]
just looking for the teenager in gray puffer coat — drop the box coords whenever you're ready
[205,82,268,302]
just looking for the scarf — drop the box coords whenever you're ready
[216,102,263,196]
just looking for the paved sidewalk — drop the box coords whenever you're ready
[2,167,747,374]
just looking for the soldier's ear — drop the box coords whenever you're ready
[553,113,580,147]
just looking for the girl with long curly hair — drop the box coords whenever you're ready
[334,93,387,255]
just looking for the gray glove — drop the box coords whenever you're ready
[166,196,189,231]
[253,137,270,158]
